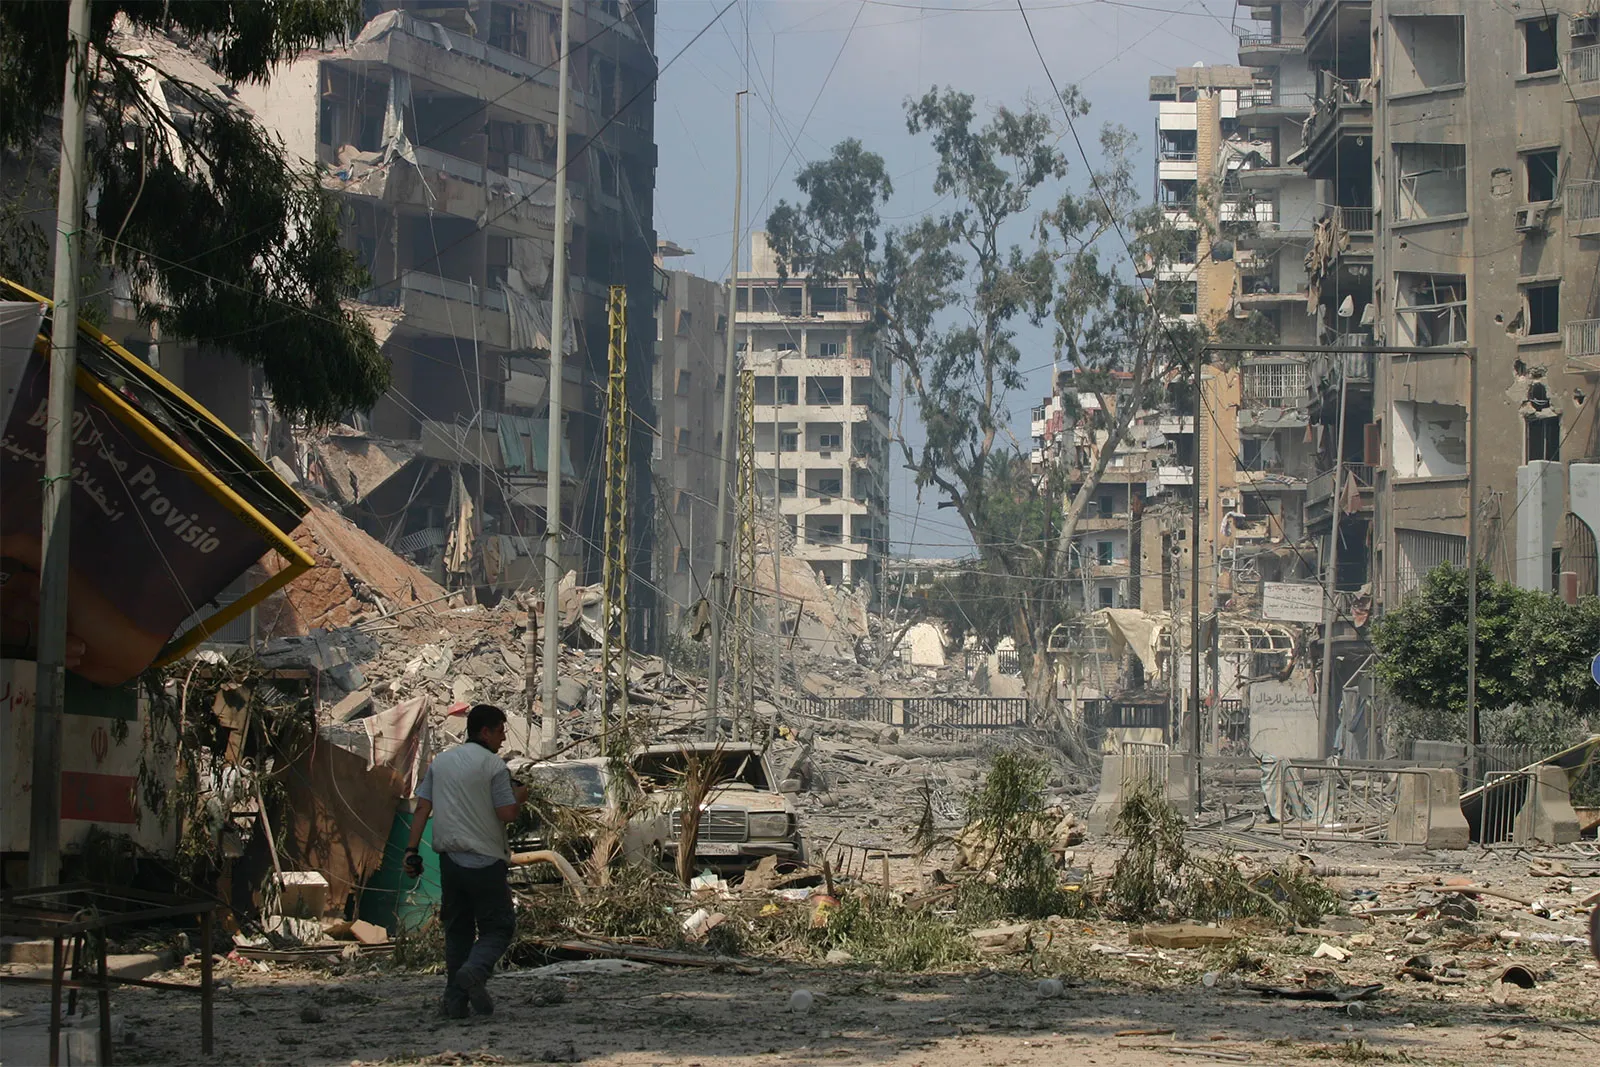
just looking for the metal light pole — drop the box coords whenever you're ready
[540,0,573,755]
[29,0,93,889]
[1466,350,1480,783]
[1317,367,1349,759]
[706,90,746,738]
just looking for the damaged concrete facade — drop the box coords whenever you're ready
[651,243,728,627]
[232,1,660,642]
[738,232,892,603]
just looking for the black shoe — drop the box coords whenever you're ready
[441,991,470,1019]
[454,966,494,1016]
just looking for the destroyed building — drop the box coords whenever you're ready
[739,231,892,604]
[231,1,661,643]
[651,242,729,629]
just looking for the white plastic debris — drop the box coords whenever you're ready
[1036,977,1064,999]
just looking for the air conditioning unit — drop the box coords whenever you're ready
[1219,546,1236,564]
[819,450,833,459]
[1572,13,1599,39]
[1515,205,1549,232]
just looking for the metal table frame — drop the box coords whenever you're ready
[0,882,215,1066]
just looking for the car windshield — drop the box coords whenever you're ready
[631,749,772,791]
[528,763,606,808]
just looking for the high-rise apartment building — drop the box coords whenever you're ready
[235,1,660,635]
[652,243,727,630]
[1222,1,1600,749]
[737,232,891,602]
[1141,64,1321,624]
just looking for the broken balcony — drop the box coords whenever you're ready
[1237,29,1307,65]
[1236,86,1315,119]
[331,10,578,129]
[1305,462,1373,530]
[1304,76,1373,179]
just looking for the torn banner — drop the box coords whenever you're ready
[0,279,313,685]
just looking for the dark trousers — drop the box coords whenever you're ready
[439,855,515,991]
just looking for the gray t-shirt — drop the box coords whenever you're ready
[415,741,516,867]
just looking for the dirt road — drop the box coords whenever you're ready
[74,950,1600,1067]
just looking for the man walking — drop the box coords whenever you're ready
[404,703,528,1018]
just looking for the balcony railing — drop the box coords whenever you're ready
[1307,463,1375,509]
[1569,43,1600,84]
[1160,149,1198,162]
[1238,33,1306,49]
[1334,205,1374,233]
[1238,88,1316,111]
[1566,318,1600,360]
[1572,179,1600,221]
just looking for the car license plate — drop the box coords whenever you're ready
[694,841,741,856]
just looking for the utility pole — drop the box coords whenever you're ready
[540,0,573,756]
[30,0,92,889]
[706,90,746,738]
[1465,350,1480,784]
[1317,366,1350,760]
[1189,347,1202,806]
[600,286,630,756]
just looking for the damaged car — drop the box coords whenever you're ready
[630,741,806,871]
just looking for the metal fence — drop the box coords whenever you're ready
[1120,742,1170,792]
[1268,761,1436,844]
[799,695,1034,737]
[1479,770,1537,845]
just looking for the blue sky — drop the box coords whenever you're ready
[652,0,1242,558]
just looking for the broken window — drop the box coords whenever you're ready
[1391,16,1465,92]
[1526,149,1560,202]
[1242,361,1309,407]
[817,432,843,451]
[1160,128,1198,161]
[1395,143,1467,220]
[1527,414,1561,461]
[675,547,689,574]
[1098,492,1115,517]
[1524,17,1559,74]
[488,3,527,57]
[1391,399,1468,478]
[818,341,841,357]
[1526,281,1560,336]
[780,431,799,453]
[675,427,691,453]
[1156,281,1198,316]
[1098,586,1116,609]
[675,309,692,337]
[675,368,691,396]
[1096,540,1115,565]
[778,471,798,496]
[1396,273,1468,347]
[810,286,848,312]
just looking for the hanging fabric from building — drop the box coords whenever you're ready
[444,464,475,575]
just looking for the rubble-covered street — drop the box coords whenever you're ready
[8,836,1598,1066]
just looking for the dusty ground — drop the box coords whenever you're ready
[6,834,1596,1066]
[23,944,1598,1067]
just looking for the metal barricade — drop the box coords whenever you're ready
[1272,762,1436,844]
[1121,742,1170,793]
[1480,770,1537,845]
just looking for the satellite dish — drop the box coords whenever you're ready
[1210,240,1235,262]
[1338,294,1355,319]
[1359,303,1375,326]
